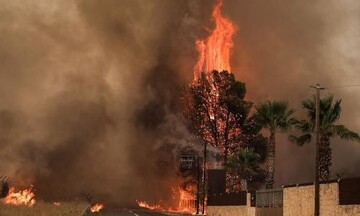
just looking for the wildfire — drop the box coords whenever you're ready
[136,186,196,214]
[193,0,236,80]
[90,203,104,212]
[136,200,161,211]
[2,185,36,207]
[53,202,61,206]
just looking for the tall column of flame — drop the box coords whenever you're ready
[137,1,236,213]
[193,0,236,80]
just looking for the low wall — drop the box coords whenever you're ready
[207,193,255,216]
[256,207,283,216]
[283,182,360,216]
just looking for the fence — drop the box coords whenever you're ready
[255,189,283,208]
[207,191,247,206]
[339,177,360,205]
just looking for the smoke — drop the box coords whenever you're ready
[0,0,212,206]
[225,0,360,185]
[0,0,359,204]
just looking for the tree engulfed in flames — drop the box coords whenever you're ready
[188,0,241,162]
[193,0,236,80]
[2,185,36,207]
[139,0,238,213]
[90,203,104,212]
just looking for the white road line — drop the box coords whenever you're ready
[128,210,140,216]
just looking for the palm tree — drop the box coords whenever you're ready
[289,95,360,181]
[254,101,296,189]
[225,148,262,191]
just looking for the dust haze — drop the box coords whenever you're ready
[0,0,359,204]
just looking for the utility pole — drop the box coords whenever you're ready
[311,83,324,216]
[196,154,200,215]
[202,142,207,215]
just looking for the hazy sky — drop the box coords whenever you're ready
[0,0,359,203]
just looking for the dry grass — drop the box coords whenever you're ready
[0,201,98,216]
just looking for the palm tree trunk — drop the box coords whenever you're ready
[319,134,332,181]
[266,132,275,189]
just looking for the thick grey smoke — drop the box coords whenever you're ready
[0,0,211,206]
[0,0,359,205]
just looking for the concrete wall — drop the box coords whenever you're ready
[283,182,360,216]
[256,207,283,216]
[207,193,256,216]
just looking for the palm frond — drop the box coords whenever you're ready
[289,134,312,146]
[329,125,360,141]
[254,100,296,133]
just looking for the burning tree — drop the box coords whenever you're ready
[183,70,251,164]
[182,71,267,191]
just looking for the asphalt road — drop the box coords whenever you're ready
[99,209,183,216]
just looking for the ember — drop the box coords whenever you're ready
[90,203,104,212]
[2,185,36,207]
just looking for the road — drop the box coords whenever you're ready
[99,209,187,216]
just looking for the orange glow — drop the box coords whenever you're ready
[136,200,161,211]
[136,186,196,214]
[194,0,236,80]
[53,202,61,206]
[176,186,196,213]
[2,185,36,207]
[90,203,104,212]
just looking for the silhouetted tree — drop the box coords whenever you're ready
[254,101,296,189]
[290,95,360,181]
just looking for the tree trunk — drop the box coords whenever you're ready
[266,132,276,189]
[241,179,247,191]
[319,134,332,181]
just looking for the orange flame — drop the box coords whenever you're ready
[2,185,36,207]
[136,200,161,211]
[194,0,236,80]
[90,203,104,212]
[53,202,61,206]
[136,186,196,214]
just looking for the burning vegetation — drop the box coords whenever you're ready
[90,203,104,213]
[1,0,359,215]
[2,185,36,207]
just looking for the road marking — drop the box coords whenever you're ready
[128,210,140,216]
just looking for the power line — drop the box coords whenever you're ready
[326,84,360,89]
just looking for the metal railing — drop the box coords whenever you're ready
[255,189,283,208]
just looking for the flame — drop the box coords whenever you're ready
[136,200,161,211]
[90,203,104,212]
[2,185,36,207]
[136,186,196,214]
[53,202,61,206]
[194,0,236,80]
[176,186,196,213]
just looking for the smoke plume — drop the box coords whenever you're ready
[0,0,359,205]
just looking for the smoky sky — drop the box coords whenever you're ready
[0,0,359,204]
